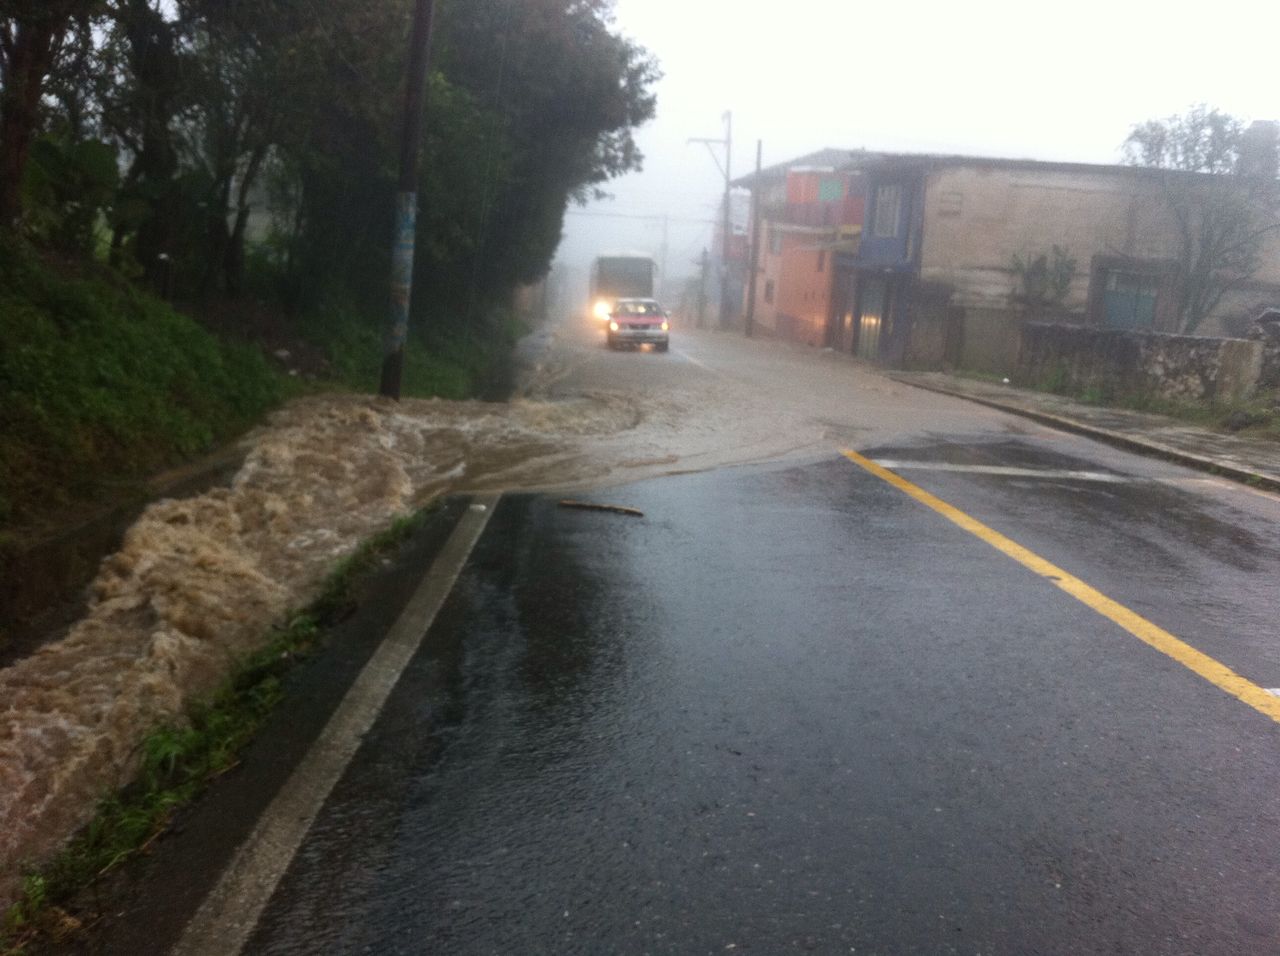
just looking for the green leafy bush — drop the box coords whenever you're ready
[300,295,514,400]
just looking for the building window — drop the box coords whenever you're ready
[769,230,782,255]
[873,184,902,239]
[764,279,775,304]
[817,251,826,273]
[1102,271,1159,330]
[938,190,963,217]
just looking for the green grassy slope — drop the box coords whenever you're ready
[0,242,285,529]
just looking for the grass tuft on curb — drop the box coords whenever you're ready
[0,505,438,954]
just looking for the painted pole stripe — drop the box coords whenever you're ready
[841,448,1280,726]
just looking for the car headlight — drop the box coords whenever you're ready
[661,320,669,331]
[609,320,619,331]
[594,300,611,320]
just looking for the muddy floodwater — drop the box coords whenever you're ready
[0,326,827,901]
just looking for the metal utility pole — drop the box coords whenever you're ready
[744,139,763,338]
[379,0,437,400]
[688,110,733,329]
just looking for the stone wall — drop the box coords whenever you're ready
[1017,323,1263,404]
[961,308,1024,374]
[1248,316,1280,390]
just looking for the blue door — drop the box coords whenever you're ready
[1103,271,1158,330]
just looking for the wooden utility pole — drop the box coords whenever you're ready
[744,139,763,338]
[719,111,732,329]
[688,111,733,329]
[660,213,669,297]
[379,0,437,400]
[697,248,709,328]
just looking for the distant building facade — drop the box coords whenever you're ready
[733,149,870,345]
[735,145,1280,373]
[852,153,1280,371]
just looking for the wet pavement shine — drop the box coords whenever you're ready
[246,443,1280,954]
[53,323,1280,955]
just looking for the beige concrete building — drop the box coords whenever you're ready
[846,154,1280,372]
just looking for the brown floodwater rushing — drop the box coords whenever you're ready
[0,353,825,903]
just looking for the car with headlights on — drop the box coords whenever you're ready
[606,298,670,351]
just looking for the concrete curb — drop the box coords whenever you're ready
[892,377,1280,496]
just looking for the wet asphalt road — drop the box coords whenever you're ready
[229,328,1280,955]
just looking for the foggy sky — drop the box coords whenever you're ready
[554,0,1280,295]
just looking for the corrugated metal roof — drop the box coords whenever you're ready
[735,147,1241,190]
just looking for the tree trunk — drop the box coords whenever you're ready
[202,173,234,296]
[223,143,268,296]
[120,0,181,289]
[0,16,66,228]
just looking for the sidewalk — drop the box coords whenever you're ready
[890,372,1280,494]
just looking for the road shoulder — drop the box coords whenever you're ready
[892,372,1280,494]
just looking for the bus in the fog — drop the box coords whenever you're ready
[588,253,656,322]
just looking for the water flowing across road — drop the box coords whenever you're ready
[0,324,828,902]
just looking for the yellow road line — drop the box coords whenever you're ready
[841,448,1280,726]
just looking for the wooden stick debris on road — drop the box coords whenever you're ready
[558,500,645,517]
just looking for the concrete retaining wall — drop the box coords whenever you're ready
[961,308,1024,374]
[1018,323,1263,404]
[1249,319,1280,390]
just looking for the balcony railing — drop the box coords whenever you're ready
[761,197,863,229]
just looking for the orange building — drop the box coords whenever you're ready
[739,154,867,346]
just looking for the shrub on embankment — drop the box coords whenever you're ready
[0,239,526,535]
[299,294,524,402]
[0,241,285,530]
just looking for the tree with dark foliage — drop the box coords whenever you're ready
[1,0,658,327]
[1124,106,1280,333]
[0,0,97,226]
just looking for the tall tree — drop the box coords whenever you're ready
[7,0,659,323]
[110,0,187,287]
[0,0,95,227]
[425,0,659,316]
[1124,105,1280,333]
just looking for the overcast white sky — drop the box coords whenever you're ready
[553,0,1280,294]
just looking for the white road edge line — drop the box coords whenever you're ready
[172,494,500,956]
[1268,689,1280,698]
[872,460,1129,483]
[674,348,717,373]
